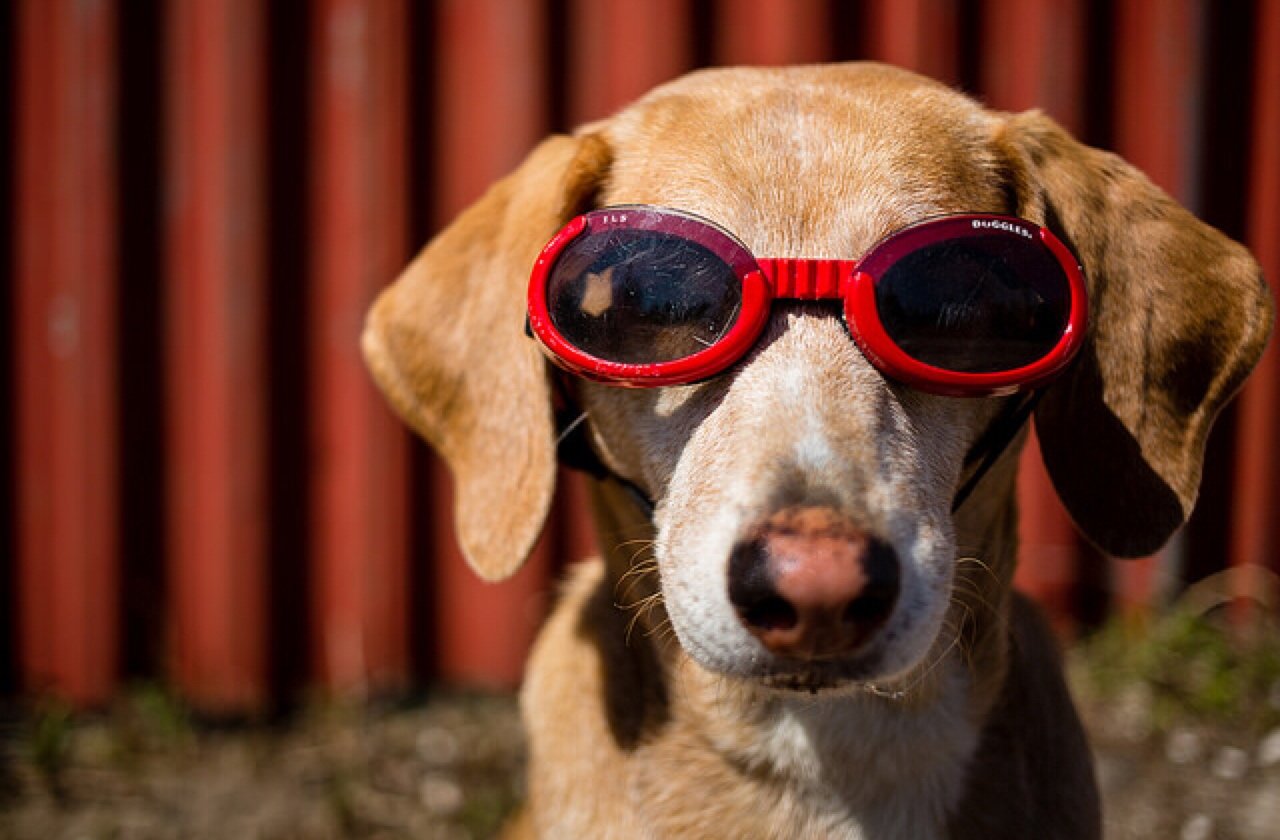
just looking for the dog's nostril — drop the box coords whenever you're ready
[841,585,895,626]
[742,596,798,632]
[729,540,802,632]
[728,538,775,608]
[841,542,900,628]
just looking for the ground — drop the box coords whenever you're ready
[3,604,1279,839]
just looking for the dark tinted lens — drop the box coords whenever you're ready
[546,228,743,364]
[874,236,1070,372]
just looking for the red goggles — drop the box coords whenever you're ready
[526,206,1087,396]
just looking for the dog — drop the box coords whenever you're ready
[363,64,1272,838]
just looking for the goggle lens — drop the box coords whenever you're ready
[547,228,743,365]
[873,235,1071,373]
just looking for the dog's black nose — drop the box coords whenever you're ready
[727,506,899,659]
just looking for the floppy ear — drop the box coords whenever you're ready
[999,111,1273,557]
[362,133,611,580]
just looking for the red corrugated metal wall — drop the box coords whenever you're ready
[5,0,1278,712]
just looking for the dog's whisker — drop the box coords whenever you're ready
[939,608,976,663]
[614,559,660,604]
[621,591,667,646]
[616,578,650,606]
[615,567,657,595]
[625,546,658,568]
[623,606,647,646]
[949,578,1000,617]
[904,633,963,695]
[614,537,658,551]
[615,556,657,585]
[614,550,657,575]
[955,554,1002,588]
[617,590,662,614]
[642,615,675,642]
[879,612,970,700]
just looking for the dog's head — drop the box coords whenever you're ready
[364,65,1271,692]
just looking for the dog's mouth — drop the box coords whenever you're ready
[760,672,842,694]
[751,646,892,693]
[753,645,943,700]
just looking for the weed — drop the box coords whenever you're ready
[1073,600,1280,734]
[26,698,74,799]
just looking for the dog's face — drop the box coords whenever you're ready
[577,73,1019,687]
[364,64,1271,693]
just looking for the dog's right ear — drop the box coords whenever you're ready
[362,133,611,581]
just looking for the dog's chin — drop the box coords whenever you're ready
[750,652,892,695]
[757,670,869,696]
[678,638,910,696]
[748,649,942,700]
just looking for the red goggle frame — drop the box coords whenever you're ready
[526,206,1087,397]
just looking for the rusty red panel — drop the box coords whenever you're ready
[863,0,959,84]
[569,0,692,124]
[437,0,547,212]
[555,470,599,568]
[1014,434,1082,636]
[309,0,411,695]
[715,0,830,65]
[432,0,553,688]
[1111,0,1207,615]
[14,0,119,705]
[431,465,555,687]
[165,0,269,712]
[1115,0,1205,202]
[979,0,1086,133]
[1231,0,1280,583]
[977,0,1088,631]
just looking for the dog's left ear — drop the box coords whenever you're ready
[362,133,611,581]
[998,111,1273,557]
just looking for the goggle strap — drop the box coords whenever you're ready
[757,258,859,299]
[550,368,658,516]
[950,389,1044,512]
[549,368,611,481]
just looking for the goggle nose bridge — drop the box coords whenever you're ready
[755,257,861,299]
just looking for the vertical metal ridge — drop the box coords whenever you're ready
[309,0,411,697]
[15,0,120,705]
[165,0,269,712]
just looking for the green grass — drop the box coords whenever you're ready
[27,697,75,796]
[1072,600,1280,734]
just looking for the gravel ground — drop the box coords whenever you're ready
[0,691,527,840]
[1082,685,1280,839]
[3,613,1279,839]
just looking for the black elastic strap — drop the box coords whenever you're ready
[550,370,612,479]
[950,389,1043,512]
[551,371,658,516]
[551,370,1040,519]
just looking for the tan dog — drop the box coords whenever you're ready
[363,64,1272,839]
